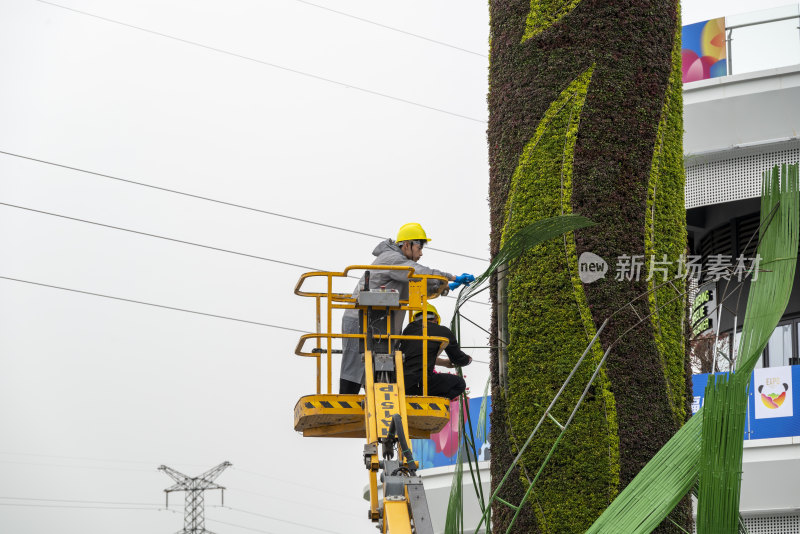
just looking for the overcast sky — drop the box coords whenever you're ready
[0,1,796,533]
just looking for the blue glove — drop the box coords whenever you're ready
[448,273,475,290]
[455,273,475,284]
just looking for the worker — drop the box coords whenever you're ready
[399,303,472,400]
[339,222,475,394]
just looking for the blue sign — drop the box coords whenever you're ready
[692,365,800,440]
[412,396,491,470]
[413,367,798,470]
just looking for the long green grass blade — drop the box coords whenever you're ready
[586,163,799,533]
[689,478,751,533]
[477,377,491,443]
[444,399,465,534]
[697,163,799,533]
[585,411,703,533]
[442,214,594,533]
[735,164,800,376]
[461,393,487,515]
[449,214,594,330]
[474,319,608,533]
[505,346,613,533]
[696,374,748,533]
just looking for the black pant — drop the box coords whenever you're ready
[341,374,466,399]
[405,373,466,400]
[339,378,362,394]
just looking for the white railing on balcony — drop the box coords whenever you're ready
[725,4,800,76]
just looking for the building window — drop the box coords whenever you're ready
[696,318,800,373]
[767,323,794,367]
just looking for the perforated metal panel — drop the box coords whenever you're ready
[693,515,800,534]
[742,514,800,534]
[685,142,800,209]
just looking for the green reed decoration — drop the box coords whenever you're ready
[587,163,799,533]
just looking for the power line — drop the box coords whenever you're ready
[205,517,279,534]
[0,495,354,532]
[0,496,161,506]
[0,495,354,530]
[290,0,487,58]
[224,506,346,534]
[0,450,206,468]
[0,276,310,333]
[0,202,489,306]
[233,468,365,503]
[0,499,343,534]
[209,514,349,534]
[34,0,486,124]
[0,502,160,511]
[228,488,362,519]
[0,203,490,308]
[0,459,150,473]
[0,149,489,262]
[0,202,331,274]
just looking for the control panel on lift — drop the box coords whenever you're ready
[356,286,400,308]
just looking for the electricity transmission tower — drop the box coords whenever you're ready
[159,461,231,534]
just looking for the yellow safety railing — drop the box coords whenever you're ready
[293,265,450,395]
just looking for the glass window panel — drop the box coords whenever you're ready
[715,334,730,372]
[726,6,800,76]
[767,324,792,367]
[734,330,762,369]
[728,19,800,75]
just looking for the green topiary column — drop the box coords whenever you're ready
[487,0,691,532]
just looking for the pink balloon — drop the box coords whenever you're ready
[682,49,722,82]
[681,49,700,82]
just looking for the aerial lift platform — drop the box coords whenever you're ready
[292,265,453,534]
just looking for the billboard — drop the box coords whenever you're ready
[414,366,798,470]
[412,396,491,470]
[691,284,716,336]
[682,17,728,83]
[692,365,799,439]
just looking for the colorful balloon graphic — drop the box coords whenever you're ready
[681,17,727,83]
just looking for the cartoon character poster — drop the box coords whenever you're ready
[754,366,793,419]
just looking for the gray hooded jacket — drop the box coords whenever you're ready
[339,239,452,383]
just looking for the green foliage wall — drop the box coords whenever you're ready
[487,0,691,531]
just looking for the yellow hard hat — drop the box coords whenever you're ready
[396,222,430,243]
[411,303,440,324]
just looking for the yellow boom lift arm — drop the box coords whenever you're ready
[292,265,453,533]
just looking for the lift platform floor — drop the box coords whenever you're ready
[294,394,452,439]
